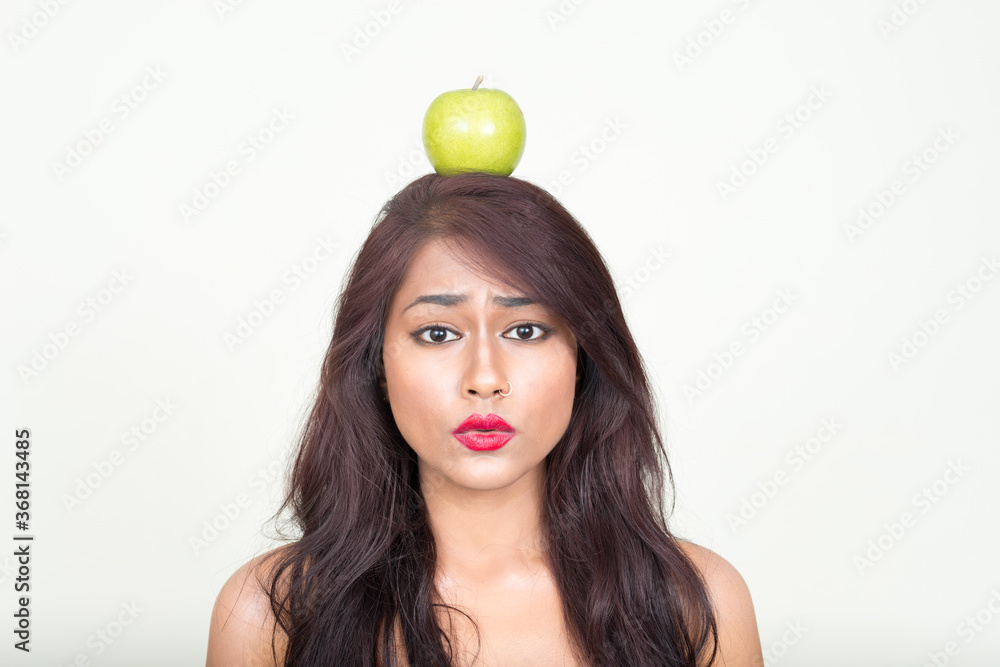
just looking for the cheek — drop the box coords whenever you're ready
[383,344,447,448]
[521,346,578,438]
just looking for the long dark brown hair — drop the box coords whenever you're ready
[263,172,718,665]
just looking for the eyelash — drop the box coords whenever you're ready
[410,322,553,346]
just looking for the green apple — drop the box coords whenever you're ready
[422,76,527,176]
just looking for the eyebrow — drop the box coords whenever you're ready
[403,293,537,312]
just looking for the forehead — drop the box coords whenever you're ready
[392,239,518,303]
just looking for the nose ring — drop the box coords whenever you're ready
[498,381,512,397]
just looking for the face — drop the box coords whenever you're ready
[381,238,579,496]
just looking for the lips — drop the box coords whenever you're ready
[455,413,514,434]
[453,413,515,451]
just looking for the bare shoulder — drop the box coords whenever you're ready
[206,545,294,667]
[677,541,764,667]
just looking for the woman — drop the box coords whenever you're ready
[206,172,763,666]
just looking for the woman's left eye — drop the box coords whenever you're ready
[503,324,550,341]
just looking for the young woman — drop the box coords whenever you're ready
[206,172,763,666]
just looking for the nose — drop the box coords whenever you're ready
[462,333,509,399]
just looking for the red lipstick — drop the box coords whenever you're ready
[453,413,515,451]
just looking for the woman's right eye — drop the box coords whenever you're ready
[414,326,460,344]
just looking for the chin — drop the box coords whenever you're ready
[421,458,538,494]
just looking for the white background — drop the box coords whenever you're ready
[2,0,998,665]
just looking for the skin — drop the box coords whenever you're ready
[381,238,578,569]
[205,238,764,666]
[379,238,582,664]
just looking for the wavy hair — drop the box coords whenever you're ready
[264,172,718,666]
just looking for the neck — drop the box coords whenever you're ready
[419,463,549,587]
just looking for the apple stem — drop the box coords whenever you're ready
[472,75,484,91]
